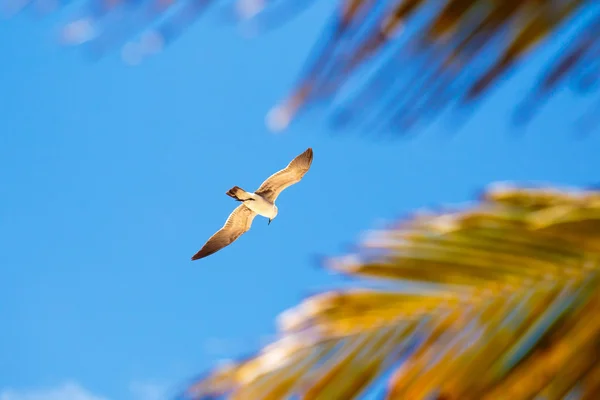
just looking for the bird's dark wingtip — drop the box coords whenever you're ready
[305,147,314,162]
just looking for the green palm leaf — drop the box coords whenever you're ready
[180,182,600,399]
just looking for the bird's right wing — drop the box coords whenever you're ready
[255,147,313,202]
[191,205,257,260]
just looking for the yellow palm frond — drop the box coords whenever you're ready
[180,182,600,400]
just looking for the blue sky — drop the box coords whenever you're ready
[1,3,598,400]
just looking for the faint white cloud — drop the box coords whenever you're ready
[128,381,168,400]
[0,382,107,400]
[1,380,169,400]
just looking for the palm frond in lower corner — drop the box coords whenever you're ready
[178,182,600,400]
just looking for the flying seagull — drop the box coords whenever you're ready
[191,147,314,261]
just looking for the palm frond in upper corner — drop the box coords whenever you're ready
[8,1,600,137]
[263,0,600,136]
[177,182,600,400]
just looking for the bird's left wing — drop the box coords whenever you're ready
[191,204,257,260]
[255,147,313,203]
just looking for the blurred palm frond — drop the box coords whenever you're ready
[264,0,600,135]
[5,0,600,136]
[178,182,600,400]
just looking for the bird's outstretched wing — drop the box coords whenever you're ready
[191,204,257,260]
[255,147,313,202]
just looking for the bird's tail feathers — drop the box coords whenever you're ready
[226,186,252,201]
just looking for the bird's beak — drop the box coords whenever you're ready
[268,219,272,225]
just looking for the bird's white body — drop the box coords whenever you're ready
[191,147,313,260]
[244,192,278,219]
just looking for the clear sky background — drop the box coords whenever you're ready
[1,3,598,400]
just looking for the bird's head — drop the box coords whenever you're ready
[268,205,279,225]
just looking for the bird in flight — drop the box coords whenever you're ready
[191,147,314,261]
